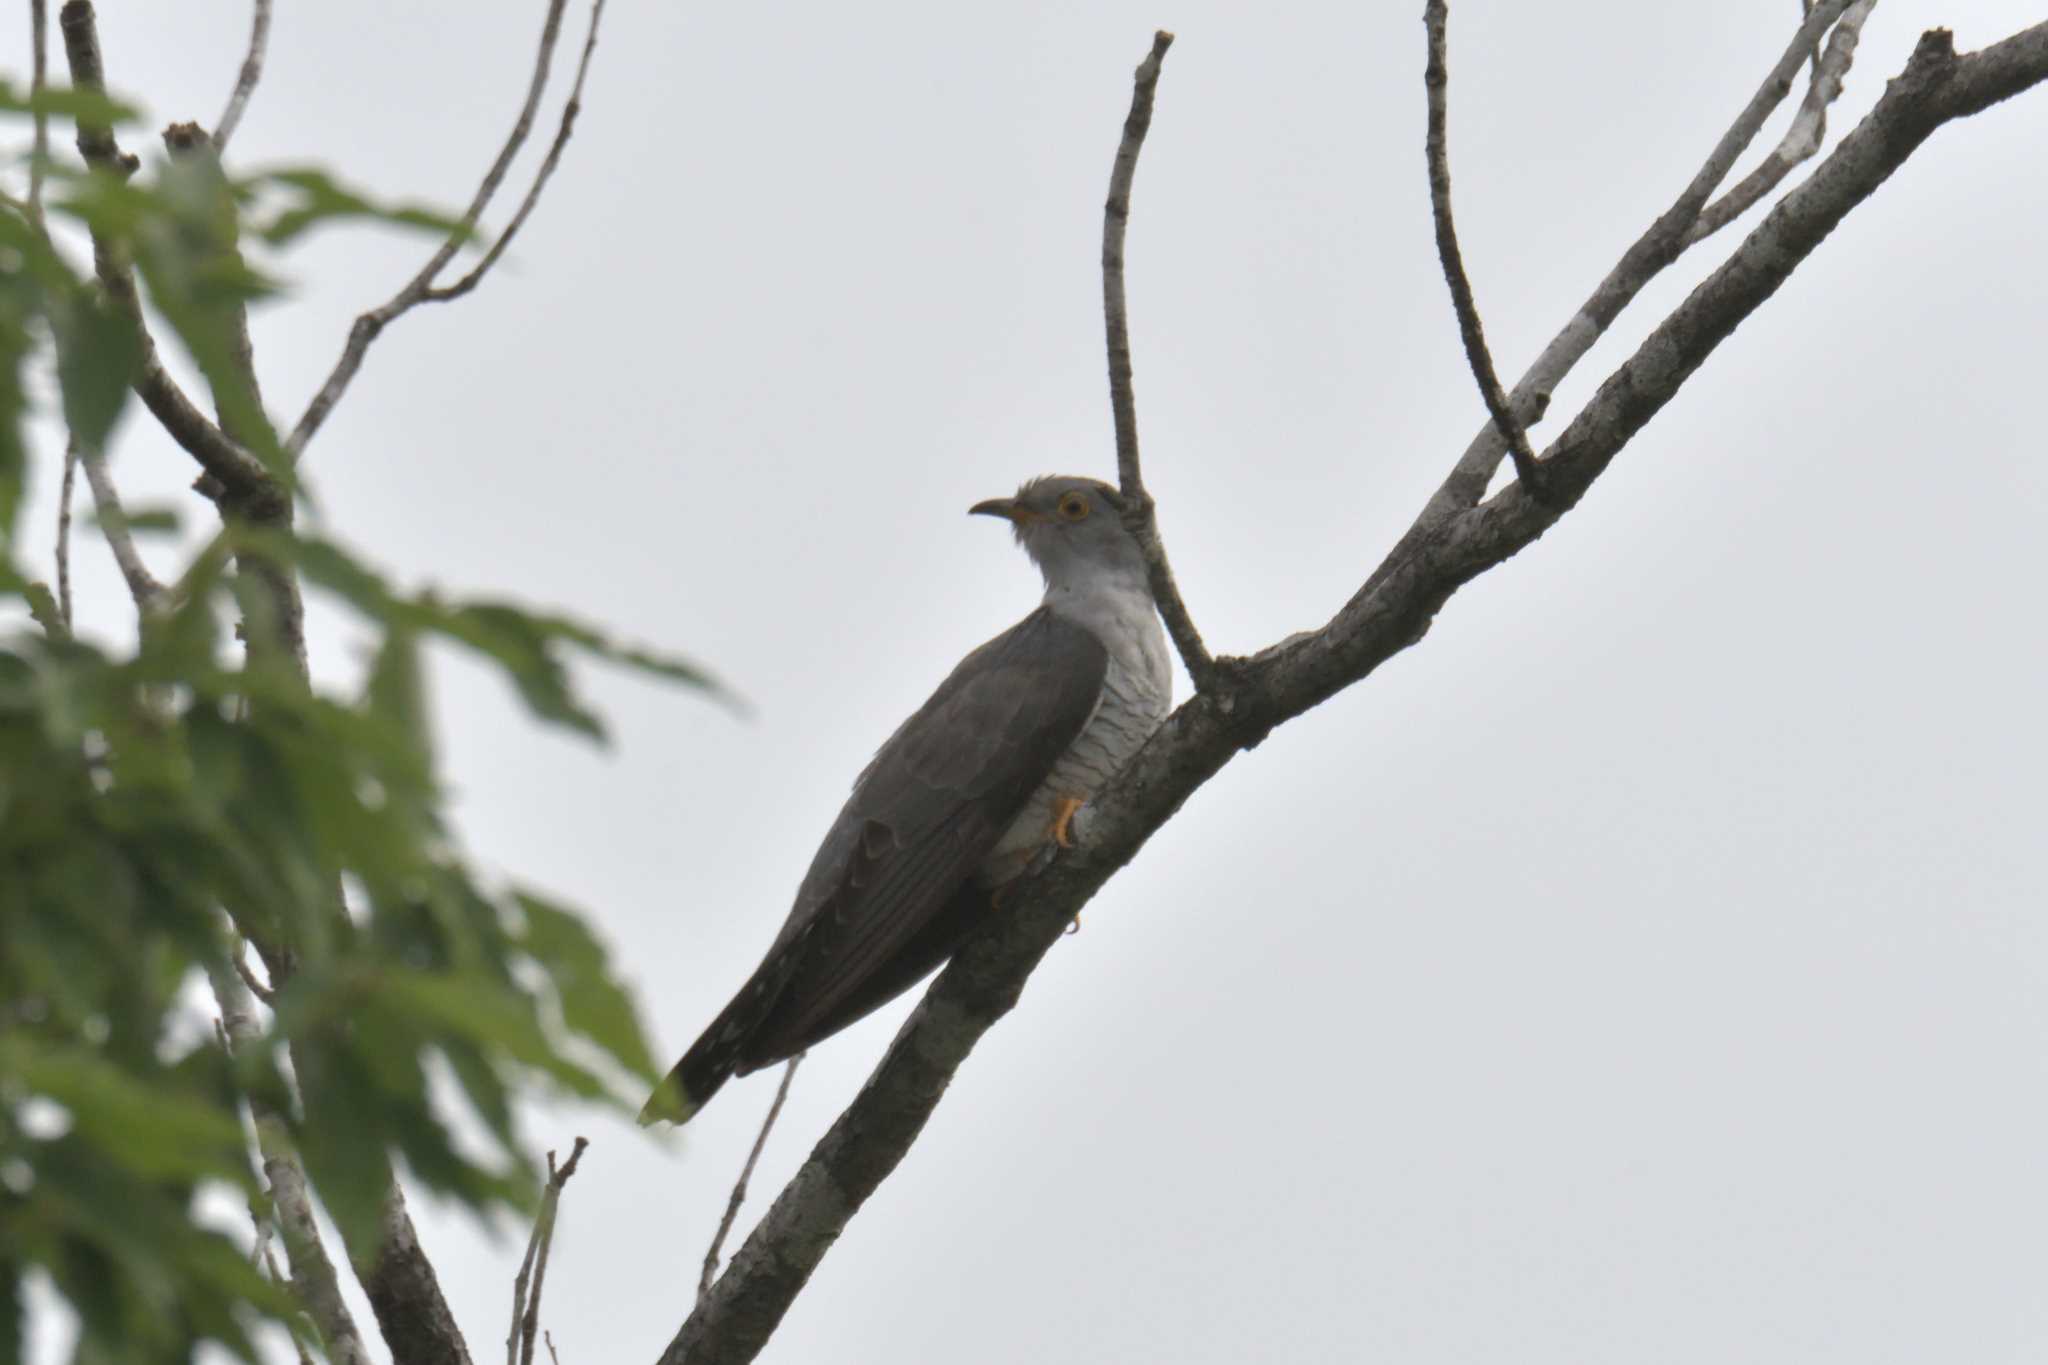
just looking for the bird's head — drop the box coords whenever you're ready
[970,475,1149,593]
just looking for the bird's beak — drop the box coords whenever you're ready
[969,497,1038,525]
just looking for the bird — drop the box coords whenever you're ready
[640,475,1172,1125]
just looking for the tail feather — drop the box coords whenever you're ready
[638,937,808,1126]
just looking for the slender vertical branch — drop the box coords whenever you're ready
[212,0,271,153]
[1101,29,1216,691]
[699,1056,802,1307]
[29,0,51,232]
[55,439,77,627]
[77,448,166,609]
[508,1139,588,1365]
[1423,0,1545,500]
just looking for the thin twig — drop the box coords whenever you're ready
[1101,30,1217,692]
[545,1332,562,1365]
[426,0,607,304]
[698,1056,801,1307]
[57,1,273,498]
[1423,0,1545,500]
[78,447,166,608]
[212,0,271,153]
[29,0,50,233]
[289,0,607,460]
[509,1137,589,1365]
[55,438,77,628]
[1685,0,1879,244]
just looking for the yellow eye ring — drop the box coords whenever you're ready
[1057,492,1090,521]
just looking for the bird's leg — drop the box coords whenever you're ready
[1048,794,1087,849]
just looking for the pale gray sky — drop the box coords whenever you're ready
[17,1,2048,1361]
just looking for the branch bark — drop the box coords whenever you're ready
[1423,0,1544,500]
[659,19,2048,1365]
[211,0,271,153]
[1100,30,1217,693]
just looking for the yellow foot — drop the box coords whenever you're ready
[1048,794,1087,849]
[1065,915,1082,936]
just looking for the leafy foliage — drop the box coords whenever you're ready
[0,78,705,1364]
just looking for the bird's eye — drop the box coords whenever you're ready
[1057,492,1090,521]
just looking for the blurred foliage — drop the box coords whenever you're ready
[1,85,701,1364]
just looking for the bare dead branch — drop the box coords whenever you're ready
[545,1331,561,1365]
[1423,0,1545,501]
[426,0,608,305]
[660,22,2048,1365]
[699,1056,802,1307]
[212,0,271,153]
[1404,0,1860,525]
[55,438,76,627]
[288,0,601,460]
[1101,30,1218,692]
[78,448,166,608]
[29,0,50,232]
[1686,0,1879,244]
[57,1,274,499]
[509,1138,589,1365]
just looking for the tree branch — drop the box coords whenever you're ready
[207,954,375,1365]
[425,0,608,305]
[1686,0,1879,245]
[1403,0,1860,528]
[1423,0,1544,501]
[55,438,76,628]
[212,0,271,153]
[699,1056,800,1308]
[28,0,51,234]
[1101,30,1218,692]
[288,0,607,460]
[57,1,274,500]
[509,1139,588,1365]
[77,446,166,609]
[658,21,2048,1365]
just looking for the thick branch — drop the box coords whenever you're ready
[1423,0,1544,499]
[288,0,607,460]
[212,0,270,153]
[660,21,2048,1365]
[1101,30,1217,692]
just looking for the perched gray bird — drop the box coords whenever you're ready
[641,476,1171,1125]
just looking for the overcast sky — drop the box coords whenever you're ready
[17,1,2048,1361]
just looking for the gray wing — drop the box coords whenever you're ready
[742,605,1107,1062]
[643,606,1108,1121]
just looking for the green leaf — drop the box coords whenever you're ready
[516,891,659,1079]
[0,81,141,127]
[246,167,473,249]
[49,291,139,455]
[0,1037,248,1186]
